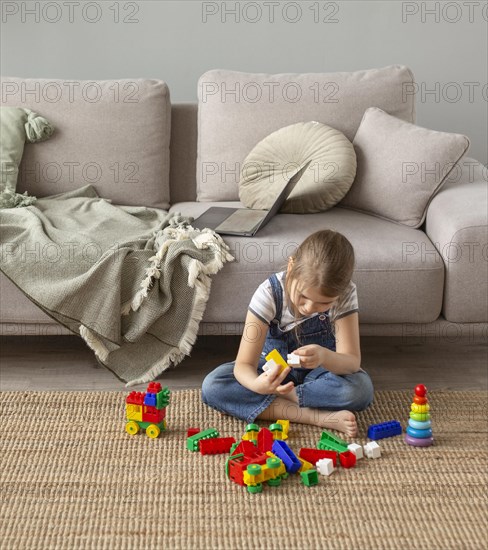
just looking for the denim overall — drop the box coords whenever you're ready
[201,273,374,423]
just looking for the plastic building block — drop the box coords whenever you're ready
[231,440,257,457]
[300,469,319,486]
[242,423,259,441]
[226,451,268,486]
[187,428,200,437]
[269,423,284,440]
[367,420,402,440]
[299,448,338,466]
[265,349,289,374]
[317,430,348,453]
[316,458,335,476]
[257,428,274,453]
[298,457,314,472]
[287,353,301,366]
[125,383,170,438]
[276,419,289,440]
[243,457,286,491]
[187,428,219,451]
[364,441,381,459]
[339,450,357,469]
[272,440,301,474]
[348,443,363,460]
[262,359,279,376]
[200,436,236,455]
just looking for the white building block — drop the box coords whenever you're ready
[348,443,363,460]
[287,353,301,366]
[316,458,335,476]
[262,359,279,376]
[363,441,381,459]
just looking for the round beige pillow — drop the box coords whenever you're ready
[238,121,357,214]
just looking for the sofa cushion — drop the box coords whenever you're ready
[197,65,416,202]
[238,121,357,214]
[165,202,444,324]
[340,107,471,229]
[0,77,171,209]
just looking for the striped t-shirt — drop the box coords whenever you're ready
[248,271,359,333]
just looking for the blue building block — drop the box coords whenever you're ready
[144,393,157,406]
[367,420,402,440]
[272,440,301,474]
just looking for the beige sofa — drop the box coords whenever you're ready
[1,67,487,339]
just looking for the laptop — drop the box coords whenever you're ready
[191,161,310,236]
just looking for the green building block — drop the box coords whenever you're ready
[317,430,348,453]
[187,428,219,451]
[300,469,319,487]
[156,387,171,409]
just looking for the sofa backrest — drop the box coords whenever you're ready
[1,77,172,209]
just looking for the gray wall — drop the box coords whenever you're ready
[2,0,487,164]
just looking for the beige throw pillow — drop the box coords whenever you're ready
[239,121,357,214]
[340,107,470,228]
[197,65,416,201]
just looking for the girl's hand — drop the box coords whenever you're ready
[252,363,295,395]
[292,345,326,369]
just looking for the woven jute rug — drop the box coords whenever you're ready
[1,389,487,549]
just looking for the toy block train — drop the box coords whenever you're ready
[125,382,170,439]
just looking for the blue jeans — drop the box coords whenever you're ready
[202,272,374,423]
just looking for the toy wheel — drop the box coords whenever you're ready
[267,477,282,487]
[247,483,263,494]
[266,457,281,469]
[126,421,140,435]
[146,424,160,439]
[247,464,262,475]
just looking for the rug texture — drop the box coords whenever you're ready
[1,389,487,549]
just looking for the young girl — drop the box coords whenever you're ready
[201,230,374,437]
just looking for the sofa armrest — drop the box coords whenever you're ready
[424,157,487,322]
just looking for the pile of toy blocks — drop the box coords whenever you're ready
[185,420,397,494]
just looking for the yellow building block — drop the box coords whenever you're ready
[276,419,290,439]
[126,403,142,422]
[265,349,289,374]
[298,457,314,472]
[243,458,286,486]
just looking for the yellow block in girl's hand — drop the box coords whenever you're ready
[265,349,289,374]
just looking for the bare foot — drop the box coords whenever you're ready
[319,410,357,438]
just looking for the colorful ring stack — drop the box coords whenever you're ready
[405,384,434,447]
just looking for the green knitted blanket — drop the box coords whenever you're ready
[0,185,234,385]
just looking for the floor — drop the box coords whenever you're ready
[1,334,487,392]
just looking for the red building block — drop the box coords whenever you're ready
[147,382,162,394]
[142,406,166,424]
[231,440,257,457]
[199,436,236,455]
[227,452,268,486]
[187,428,200,437]
[299,448,338,466]
[257,428,274,453]
[126,391,145,405]
[339,450,357,469]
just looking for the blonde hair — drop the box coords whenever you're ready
[283,230,355,343]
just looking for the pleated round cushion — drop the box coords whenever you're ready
[238,121,357,214]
